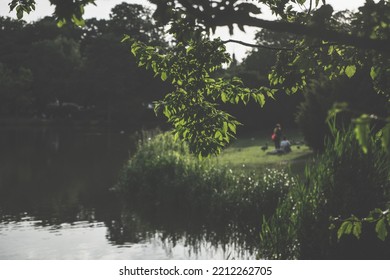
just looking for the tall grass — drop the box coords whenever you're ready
[259,128,390,259]
[116,132,297,230]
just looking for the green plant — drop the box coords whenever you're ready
[116,131,296,226]
[260,127,390,259]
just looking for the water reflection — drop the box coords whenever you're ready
[0,126,257,259]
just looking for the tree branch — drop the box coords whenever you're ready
[210,13,390,54]
[223,39,345,53]
[222,39,294,51]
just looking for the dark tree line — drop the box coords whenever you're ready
[3,1,387,139]
[0,3,170,127]
[0,2,304,131]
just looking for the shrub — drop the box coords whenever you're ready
[259,128,390,259]
[295,73,388,152]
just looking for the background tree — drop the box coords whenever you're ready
[77,3,169,125]
[0,63,33,116]
[27,35,82,114]
[1,3,170,126]
[296,73,389,152]
[221,29,304,132]
[7,1,389,138]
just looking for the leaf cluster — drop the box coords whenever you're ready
[335,209,390,241]
[8,0,36,20]
[9,0,97,27]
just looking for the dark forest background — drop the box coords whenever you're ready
[1,3,387,137]
[0,3,305,132]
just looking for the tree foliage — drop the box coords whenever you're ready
[7,1,390,144]
[8,0,96,26]
[1,3,168,123]
[124,24,272,156]
[7,0,390,155]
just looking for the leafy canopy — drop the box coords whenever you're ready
[8,0,390,156]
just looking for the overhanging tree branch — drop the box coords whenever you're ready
[209,13,390,54]
[223,39,342,52]
[222,39,294,51]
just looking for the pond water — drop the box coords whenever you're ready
[0,126,256,260]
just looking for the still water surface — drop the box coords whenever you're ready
[0,126,256,259]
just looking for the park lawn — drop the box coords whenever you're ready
[216,131,313,171]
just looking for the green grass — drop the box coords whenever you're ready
[216,130,313,171]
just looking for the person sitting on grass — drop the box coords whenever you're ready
[280,137,292,153]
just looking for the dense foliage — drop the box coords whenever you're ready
[124,1,389,156]
[125,27,275,156]
[296,74,389,152]
[0,4,169,126]
[8,0,390,152]
[260,127,390,259]
[116,132,295,224]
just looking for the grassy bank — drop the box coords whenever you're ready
[115,132,299,252]
[216,131,312,172]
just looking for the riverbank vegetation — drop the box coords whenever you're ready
[115,132,298,255]
[116,132,296,223]
[260,127,390,259]
[117,127,390,259]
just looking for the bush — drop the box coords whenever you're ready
[259,128,390,259]
[295,73,388,152]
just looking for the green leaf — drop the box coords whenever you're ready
[352,222,362,239]
[121,35,130,43]
[57,19,66,28]
[204,77,215,83]
[353,114,371,154]
[161,72,168,81]
[72,15,85,26]
[173,132,179,141]
[222,122,228,134]
[163,107,171,118]
[16,9,23,19]
[186,46,194,54]
[375,218,388,241]
[131,46,140,57]
[345,221,353,235]
[335,47,343,56]
[221,92,228,103]
[326,102,349,122]
[381,123,390,151]
[228,123,236,134]
[345,65,356,78]
[370,66,379,80]
[337,221,351,240]
[214,131,223,140]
